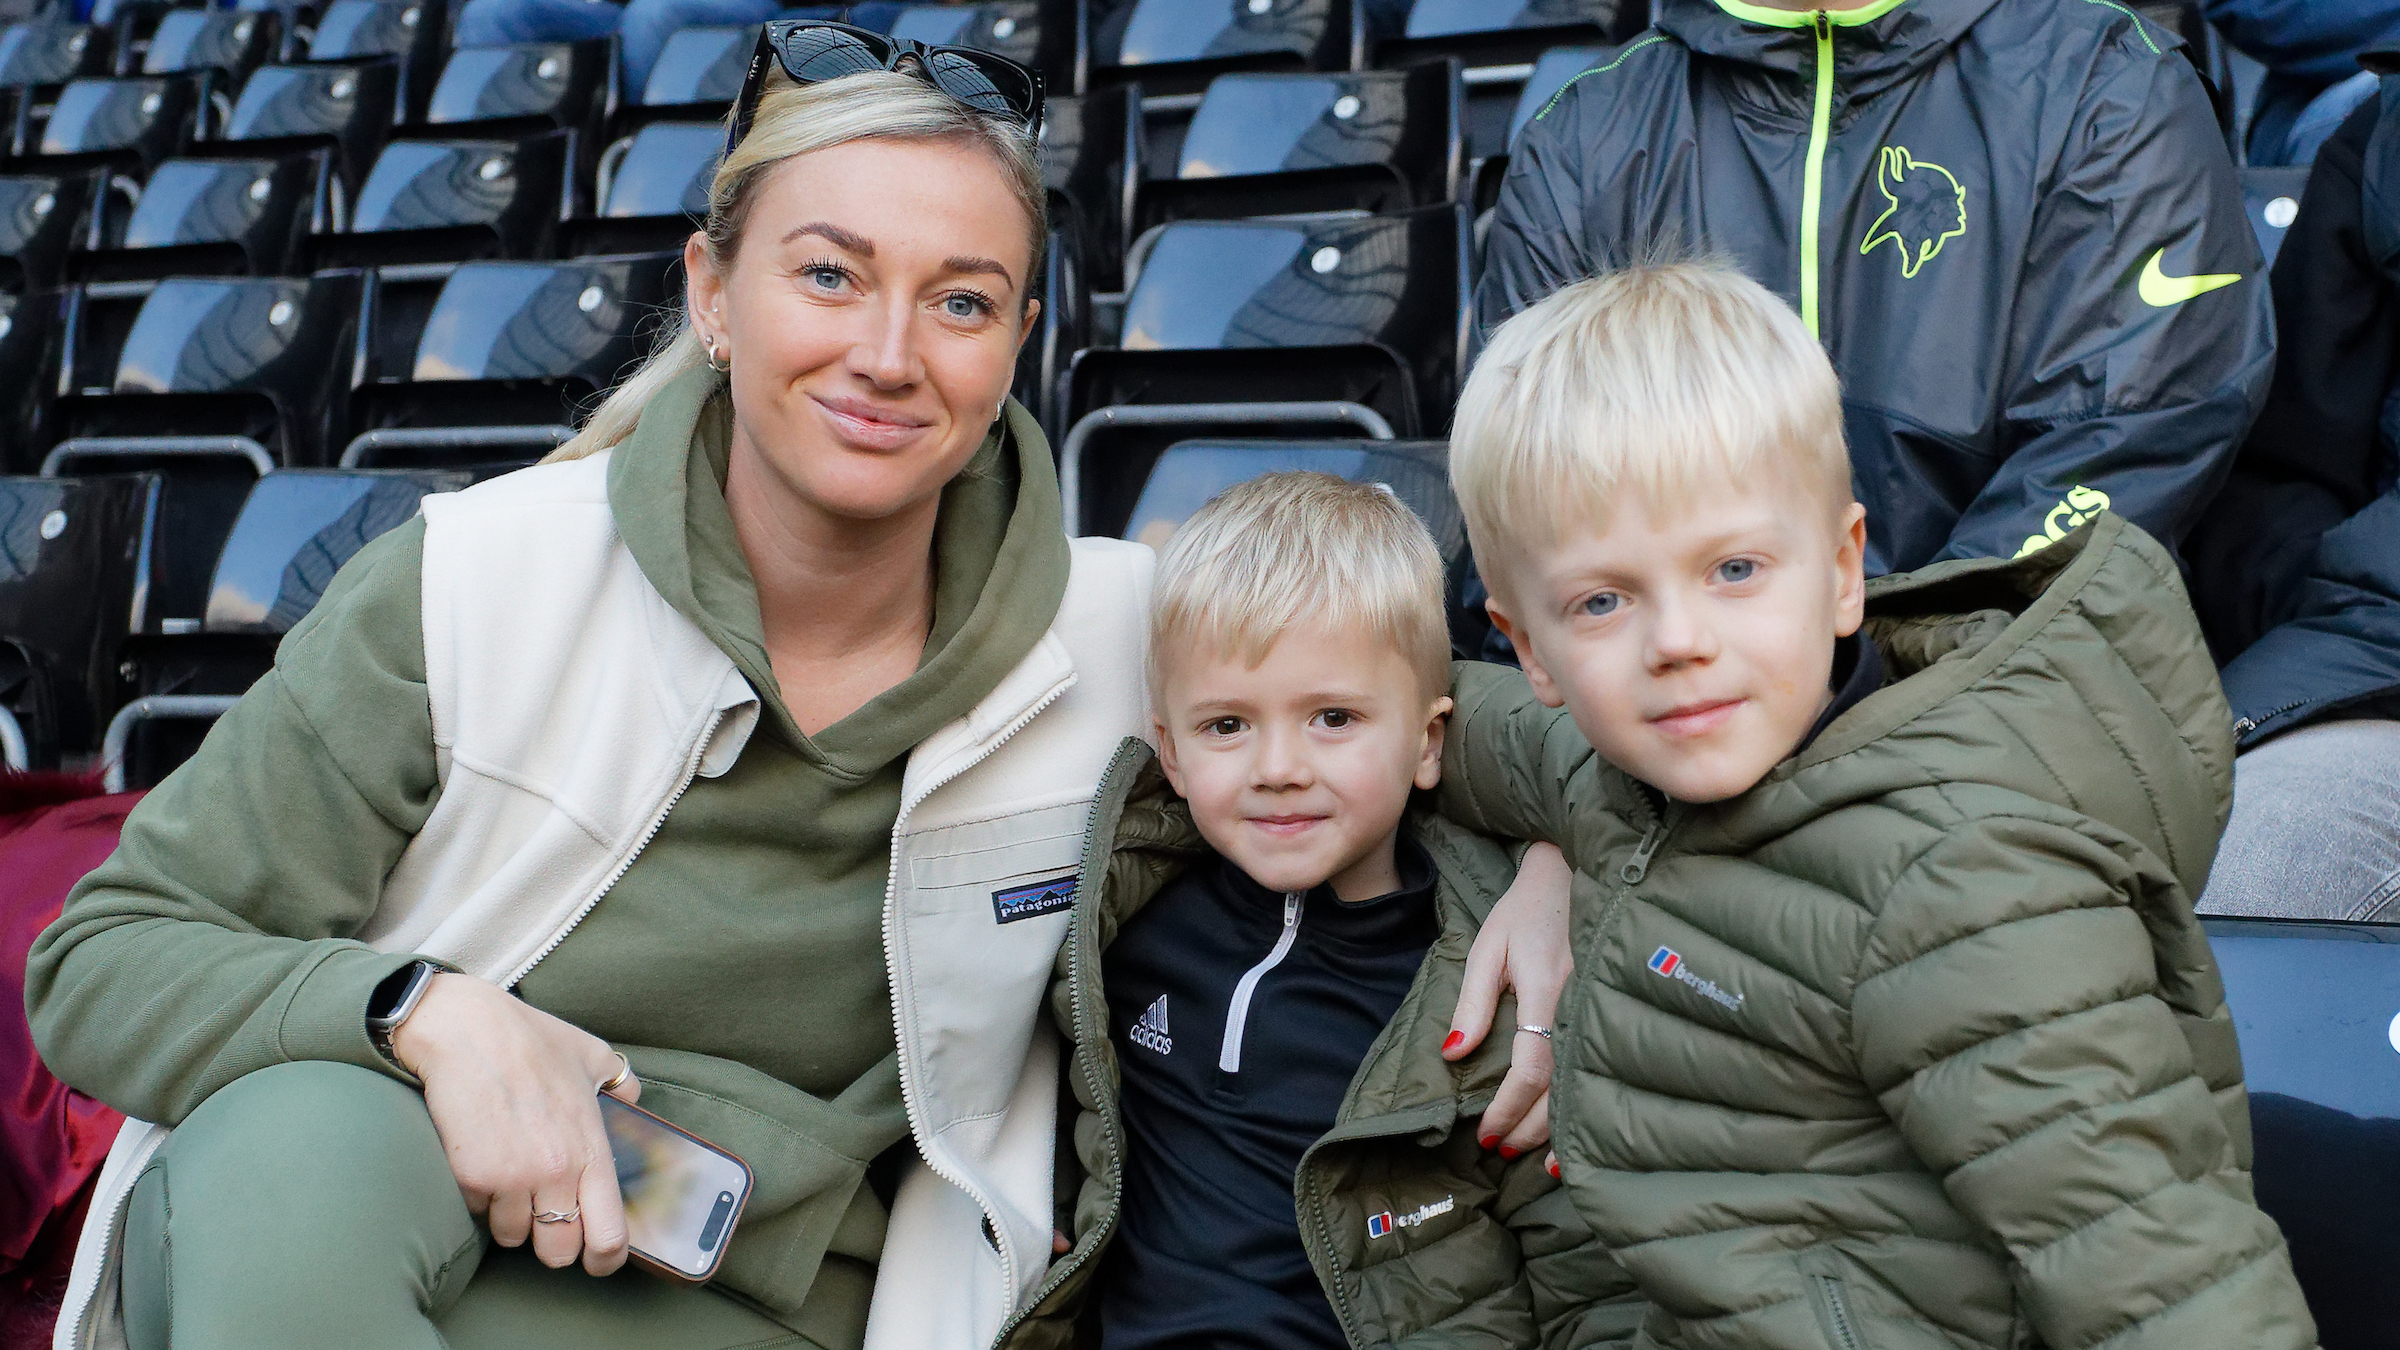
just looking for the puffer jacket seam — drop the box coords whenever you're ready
[1941,1052,2207,1175]
[1853,881,2138,996]
[2047,1229,2293,1350]
[2059,647,2180,879]
[1603,1066,1882,1127]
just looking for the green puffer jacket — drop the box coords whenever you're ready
[1436,516,2318,1350]
[998,739,1648,1350]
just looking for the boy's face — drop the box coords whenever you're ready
[1154,621,1452,903]
[1487,480,1869,804]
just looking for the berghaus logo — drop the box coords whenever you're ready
[1647,946,1743,1011]
[1366,1195,1454,1239]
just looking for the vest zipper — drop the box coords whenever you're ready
[1813,1275,1865,1350]
[880,675,1075,1334]
[2232,698,2313,740]
[1218,892,1304,1073]
[1799,10,1836,339]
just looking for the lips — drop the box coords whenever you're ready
[810,393,935,451]
[1246,814,1328,836]
[1647,697,1745,739]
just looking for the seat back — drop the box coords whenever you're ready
[640,23,750,108]
[0,472,154,756]
[424,37,610,135]
[2243,166,2309,269]
[0,23,110,89]
[142,7,279,81]
[1039,86,1139,292]
[334,129,568,262]
[1102,0,1348,96]
[1144,64,1457,227]
[888,2,1067,86]
[0,290,57,472]
[413,253,663,385]
[34,74,197,168]
[100,150,320,278]
[0,169,101,292]
[224,59,401,190]
[203,466,466,632]
[306,0,446,116]
[1123,436,1452,546]
[2205,918,2400,1350]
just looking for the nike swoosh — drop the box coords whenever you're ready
[2139,249,2242,307]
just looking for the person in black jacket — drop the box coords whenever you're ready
[1479,0,2270,579]
[2186,79,2400,921]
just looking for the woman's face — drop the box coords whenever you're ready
[687,135,1038,527]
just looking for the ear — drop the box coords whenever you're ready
[684,230,724,335]
[1414,694,1453,791]
[1011,297,1043,362]
[1152,716,1187,797]
[1831,501,1869,639]
[1484,598,1569,710]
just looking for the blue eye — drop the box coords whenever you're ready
[1579,592,1620,618]
[804,266,846,291]
[1717,559,1758,583]
[943,292,994,320]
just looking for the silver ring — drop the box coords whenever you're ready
[598,1052,631,1093]
[1515,1024,1553,1040]
[533,1206,581,1225]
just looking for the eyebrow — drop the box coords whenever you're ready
[781,221,875,255]
[945,254,1017,287]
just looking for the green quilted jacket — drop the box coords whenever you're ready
[1435,516,2318,1350]
[997,740,1647,1349]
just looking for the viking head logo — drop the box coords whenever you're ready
[1859,146,1966,279]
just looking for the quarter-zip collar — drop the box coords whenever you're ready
[1663,0,2000,107]
[1212,835,1443,957]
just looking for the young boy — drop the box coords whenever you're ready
[1032,473,1639,1349]
[1440,261,2319,1350]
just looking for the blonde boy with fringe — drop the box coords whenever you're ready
[1068,471,1636,1350]
[1435,262,2315,1350]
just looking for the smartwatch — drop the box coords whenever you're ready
[367,960,441,1065]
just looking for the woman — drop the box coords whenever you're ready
[29,27,1562,1350]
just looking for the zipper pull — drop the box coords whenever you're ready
[1619,823,1665,885]
[1283,891,1302,928]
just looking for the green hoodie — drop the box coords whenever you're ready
[1433,517,2316,1350]
[997,740,1647,1350]
[28,365,1071,1341]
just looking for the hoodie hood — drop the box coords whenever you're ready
[1661,0,2015,111]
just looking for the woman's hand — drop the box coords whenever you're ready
[390,974,642,1276]
[1443,842,1573,1160]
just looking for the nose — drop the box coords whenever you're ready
[848,292,924,392]
[1251,720,1314,792]
[1644,588,1720,672]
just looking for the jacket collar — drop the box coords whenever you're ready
[1660,0,2005,104]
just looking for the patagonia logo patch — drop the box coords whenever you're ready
[992,873,1077,924]
[1367,1195,1454,1239]
[1647,946,1744,1011]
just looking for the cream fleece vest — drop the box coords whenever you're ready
[59,453,1153,1350]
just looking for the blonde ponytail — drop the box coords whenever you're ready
[547,67,1048,463]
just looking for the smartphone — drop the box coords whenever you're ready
[598,1091,754,1282]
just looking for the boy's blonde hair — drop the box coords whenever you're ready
[1450,261,1850,600]
[1151,472,1450,701]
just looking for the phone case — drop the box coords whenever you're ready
[599,1091,755,1283]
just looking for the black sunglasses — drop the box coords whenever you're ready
[726,19,1045,157]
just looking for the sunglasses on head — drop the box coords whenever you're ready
[726,19,1045,157]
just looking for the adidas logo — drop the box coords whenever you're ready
[1130,995,1173,1055]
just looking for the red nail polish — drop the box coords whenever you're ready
[1547,1159,1561,1179]
[1478,1134,1499,1150]
[1500,1145,1521,1160]
[1441,1031,1466,1054]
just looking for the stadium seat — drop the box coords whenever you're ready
[222,58,402,200]
[107,464,467,786]
[571,118,715,255]
[1063,203,1469,534]
[629,23,749,123]
[0,288,59,472]
[1137,64,1460,233]
[1375,0,1632,158]
[72,148,325,282]
[1098,0,1354,96]
[24,72,200,175]
[52,271,362,468]
[317,128,572,264]
[2206,917,2400,1350]
[1014,202,1086,440]
[1039,85,1140,292]
[141,7,281,86]
[306,0,449,120]
[0,22,113,92]
[0,471,155,763]
[888,1,1072,91]
[2243,166,2309,268]
[0,167,103,290]
[342,251,674,468]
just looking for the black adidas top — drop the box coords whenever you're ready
[1098,836,1440,1350]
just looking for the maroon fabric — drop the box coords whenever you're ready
[0,773,136,1305]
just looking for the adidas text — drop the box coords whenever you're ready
[1130,995,1173,1055]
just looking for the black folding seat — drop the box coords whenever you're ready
[2243,166,2309,268]
[625,22,748,125]
[0,22,113,96]
[1013,201,1085,440]
[1136,64,1459,232]
[22,73,202,182]
[0,166,105,290]
[107,463,466,787]
[140,6,282,131]
[342,251,675,469]
[221,58,402,204]
[51,270,362,469]
[1377,1,1631,161]
[1093,0,1364,171]
[306,0,450,119]
[0,471,155,764]
[888,1,1073,92]
[1039,85,1139,291]
[72,148,326,281]
[570,117,714,254]
[1062,203,1469,535]
[421,37,611,152]
[0,288,60,472]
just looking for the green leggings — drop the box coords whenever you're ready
[121,1061,816,1350]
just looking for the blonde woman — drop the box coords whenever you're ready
[30,25,1565,1350]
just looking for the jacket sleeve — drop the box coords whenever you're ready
[1852,813,2318,1350]
[1940,36,2274,566]
[1493,1155,1647,1349]
[2185,97,2390,661]
[1433,662,1592,849]
[24,521,440,1126]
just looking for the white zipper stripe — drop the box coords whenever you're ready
[1218,892,1303,1074]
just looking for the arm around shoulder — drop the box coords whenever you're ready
[1433,662,1591,849]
